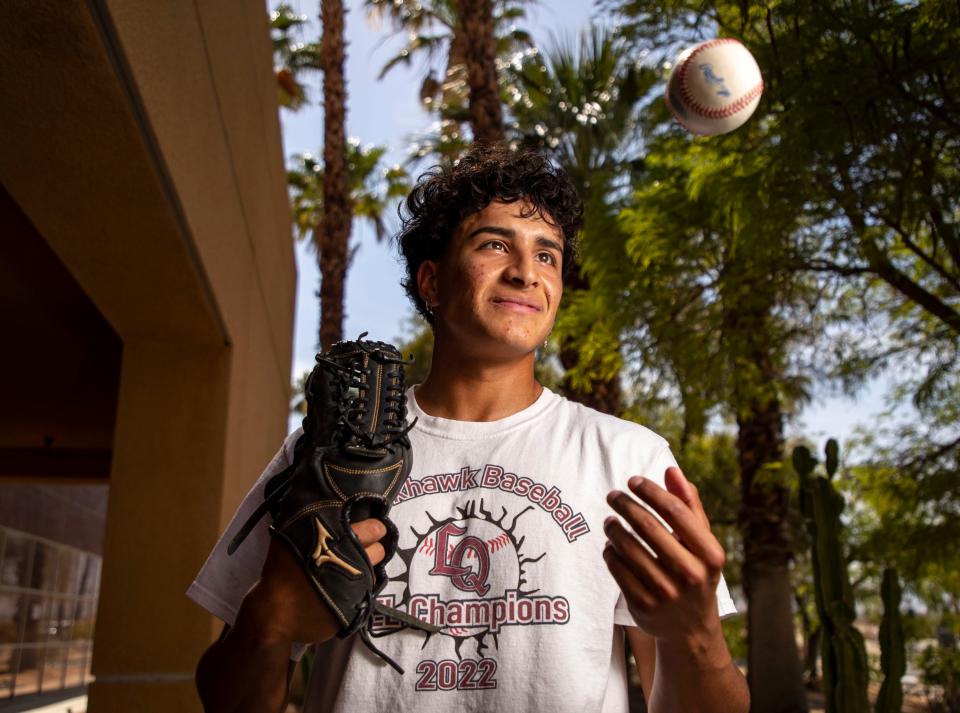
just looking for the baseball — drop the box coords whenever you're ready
[665,38,764,136]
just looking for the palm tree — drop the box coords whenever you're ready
[272,3,407,351]
[364,0,531,151]
[287,143,409,347]
[270,4,321,109]
[504,28,656,414]
[458,0,505,143]
[288,144,409,245]
[506,29,649,194]
[319,0,351,350]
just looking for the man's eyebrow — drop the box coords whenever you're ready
[535,236,564,254]
[466,225,564,253]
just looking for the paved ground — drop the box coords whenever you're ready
[2,688,86,713]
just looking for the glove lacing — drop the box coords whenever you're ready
[316,335,417,452]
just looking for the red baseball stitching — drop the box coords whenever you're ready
[418,532,511,559]
[677,38,763,121]
[490,533,510,551]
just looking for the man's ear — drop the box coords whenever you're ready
[416,260,439,308]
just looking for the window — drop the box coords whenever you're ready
[0,526,100,700]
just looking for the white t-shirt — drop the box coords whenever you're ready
[188,387,736,712]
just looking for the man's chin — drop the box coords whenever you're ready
[481,334,544,361]
[445,321,549,361]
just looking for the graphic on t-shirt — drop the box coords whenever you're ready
[373,498,571,658]
[393,464,591,542]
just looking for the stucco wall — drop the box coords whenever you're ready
[0,0,295,710]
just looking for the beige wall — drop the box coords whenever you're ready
[0,0,295,710]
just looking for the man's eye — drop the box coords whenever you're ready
[482,240,506,251]
[537,252,557,265]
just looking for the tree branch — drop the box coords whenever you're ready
[794,258,872,277]
[874,212,960,294]
[828,166,960,337]
[859,236,960,336]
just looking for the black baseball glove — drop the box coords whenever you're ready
[228,334,435,672]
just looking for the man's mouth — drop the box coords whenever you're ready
[492,297,542,312]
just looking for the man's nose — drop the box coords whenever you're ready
[504,250,538,287]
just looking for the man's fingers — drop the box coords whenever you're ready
[603,543,658,612]
[608,484,722,579]
[351,518,387,546]
[664,466,710,529]
[365,541,386,566]
[664,466,695,507]
[604,517,679,601]
[606,489,707,584]
[627,477,725,572]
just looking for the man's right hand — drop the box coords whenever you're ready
[196,519,388,713]
[239,518,389,646]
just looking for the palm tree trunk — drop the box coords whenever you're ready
[737,392,808,712]
[723,266,808,711]
[457,0,504,145]
[558,368,623,415]
[319,0,351,351]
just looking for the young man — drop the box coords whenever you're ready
[192,147,750,713]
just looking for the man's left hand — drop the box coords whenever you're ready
[603,466,727,646]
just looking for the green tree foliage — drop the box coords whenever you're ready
[919,643,960,713]
[610,126,815,708]
[842,414,960,617]
[610,134,816,431]
[505,28,651,192]
[395,317,436,388]
[288,143,409,246]
[606,0,960,493]
[270,4,322,109]
[585,0,960,702]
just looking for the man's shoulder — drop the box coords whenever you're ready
[282,427,303,463]
[549,389,669,451]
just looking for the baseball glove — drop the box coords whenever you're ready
[228,333,435,672]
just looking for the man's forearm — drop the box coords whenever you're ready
[195,612,294,713]
[196,631,290,713]
[649,629,749,713]
[195,577,332,713]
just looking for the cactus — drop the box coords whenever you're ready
[875,567,905,713]
[793,440,871,713]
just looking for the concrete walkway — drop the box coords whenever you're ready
[2,688,86,713]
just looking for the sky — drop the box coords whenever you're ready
[274,0,888,445]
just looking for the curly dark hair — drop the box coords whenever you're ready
[396,145,583,325]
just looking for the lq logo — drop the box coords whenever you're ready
[428,522,491,596]
[373,502,571,649]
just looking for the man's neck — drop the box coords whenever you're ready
[414,337,543,422]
